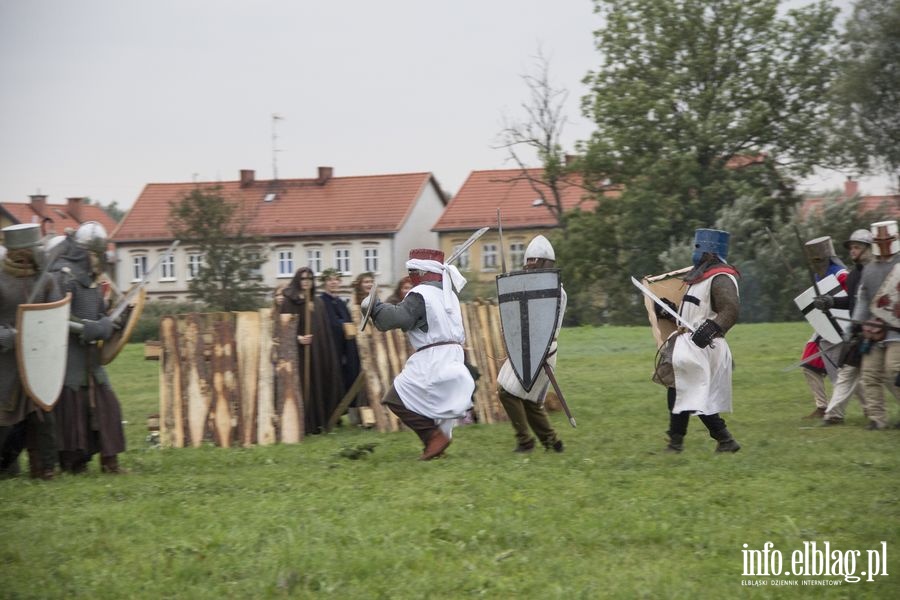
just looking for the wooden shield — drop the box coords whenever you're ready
[870,263,900,328]
[642,266,692,348]
[15,294,71,411]
[100,286,147,365]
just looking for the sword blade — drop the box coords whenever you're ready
[359,281,379,332]
[446,227,489,265]
[497,209,507,274]
[630,276,695,333]
[543,363,576,428]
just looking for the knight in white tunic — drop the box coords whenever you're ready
[657,228,742,453]
[362,248,474,460]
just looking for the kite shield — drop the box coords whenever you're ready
[15,293,71,411]
[497,269,561,393]
[793,273,850,344]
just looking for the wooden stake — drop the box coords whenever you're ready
[235,310,260,446]
[256,308,276,445]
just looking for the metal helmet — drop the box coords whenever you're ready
[843,229,873,249]
[870,220,899,257]
[692,228,729,266]
[525,235,555,262]
[2,223,42,250]
[804,236,836,277]
[74,221,108,254]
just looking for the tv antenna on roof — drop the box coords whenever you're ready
[272,113,285,181]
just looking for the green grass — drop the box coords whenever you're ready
[1,322,898,599]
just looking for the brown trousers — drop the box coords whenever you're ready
[381,385,438,448]
[498,388,558,448]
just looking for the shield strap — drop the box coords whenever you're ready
[497,286,559,387]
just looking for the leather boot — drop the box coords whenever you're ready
[27,449,53,480]
[665,432,684,453]
[514,439,536,453]
[713,429,741,453]
[101,455,125,474]
[419,430,451,461]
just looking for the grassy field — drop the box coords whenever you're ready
[1,322,898,599]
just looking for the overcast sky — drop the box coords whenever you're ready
[0,0,891,211]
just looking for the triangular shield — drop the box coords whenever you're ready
[793,274,850,344]
[497,269,561,392]
[15,294,71,411]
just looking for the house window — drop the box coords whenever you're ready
[187,253,203,280]
[160,253,176,280]
[278,250,294,277]
[509,242,526,270]
[132,255,148,282]
[482,243,498,270]
[247,251,262,278]
[334,248,351,274]
[307,249,322,274]
[452,243,470,270]
[363,247,379,273]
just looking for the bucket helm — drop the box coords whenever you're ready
[692,229,729,266]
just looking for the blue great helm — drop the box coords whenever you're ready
[692,228,730,266]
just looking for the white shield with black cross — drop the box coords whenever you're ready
[793,273,850,344]
[496,269,561,393]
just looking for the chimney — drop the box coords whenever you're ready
[240,169,255,188]
[844,177,859,198]
[29,194,47,217]
[316,166,333,185]
[67,197,84,222]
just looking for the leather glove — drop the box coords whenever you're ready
[812,295,834,311]
[0,326,16,352]
[81,316,114,342]
[690,318,723,349]
[654,298,678,321]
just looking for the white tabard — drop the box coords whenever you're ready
[392,284,474,436]
[670,273,738,415]
[497,287,567,402]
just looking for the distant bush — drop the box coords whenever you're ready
[130,300,208,342]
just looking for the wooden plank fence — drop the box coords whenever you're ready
[159,300,508,447]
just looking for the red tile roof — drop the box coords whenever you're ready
[802,193,900,219]
[112,171,445,242]
[0,200,118,234]
[432,168,604,232]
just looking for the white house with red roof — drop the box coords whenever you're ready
[0,195,119,240]
[111,167,447,301]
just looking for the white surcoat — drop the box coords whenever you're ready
[670,273,738,415]
[392,284,474,434]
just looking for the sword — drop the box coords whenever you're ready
[781,348,827,372]
[630,276,695,334]
[359,280,379,332]
[543,363,576,428]
[446,227,490,265]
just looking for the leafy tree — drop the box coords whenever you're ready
[169,186,267,311]
[658,191,889,324]
[559,0,842,323]
[832,0,900,189]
